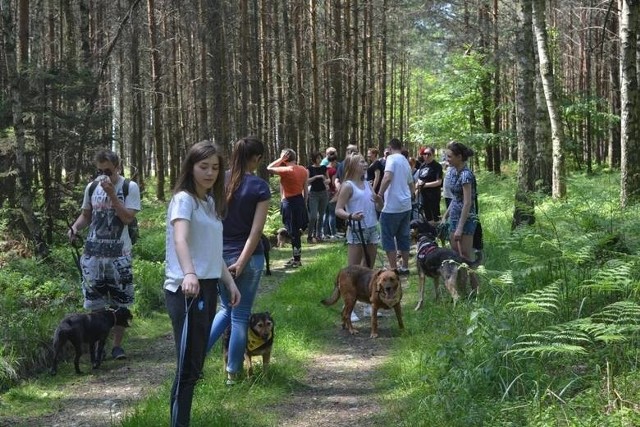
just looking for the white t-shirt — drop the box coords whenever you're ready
[164,191,224,292]
[381,153,413,213]
[81,176,141,257]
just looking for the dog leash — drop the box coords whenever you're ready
[172,294,196,427]
[349,219,373,268]
[67,222,84,277]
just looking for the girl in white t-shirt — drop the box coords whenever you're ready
[164,141,241,427]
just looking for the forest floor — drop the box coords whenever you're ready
[4,251,405,427]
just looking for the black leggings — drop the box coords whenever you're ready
[281,195,307,260]
[166,280,218,427]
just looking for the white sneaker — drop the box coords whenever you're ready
[350,311,360,322]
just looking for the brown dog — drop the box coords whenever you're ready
[222,312,274,376]
[321,265,404,338]
[415,235,483,309]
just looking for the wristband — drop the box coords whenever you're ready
[184,272,197,277]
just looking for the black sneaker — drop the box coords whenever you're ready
[112,346,127,360]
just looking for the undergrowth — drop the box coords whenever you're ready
[2,168,640,425]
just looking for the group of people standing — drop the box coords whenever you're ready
[67,136,479,427]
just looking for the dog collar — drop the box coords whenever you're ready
[247,328,272,352]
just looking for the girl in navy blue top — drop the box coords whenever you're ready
[207,136,271,385]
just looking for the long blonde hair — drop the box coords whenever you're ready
[332,154,365,202]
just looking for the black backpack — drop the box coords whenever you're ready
[88,178,139,244]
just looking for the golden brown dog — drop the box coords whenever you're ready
[321,265,404,338]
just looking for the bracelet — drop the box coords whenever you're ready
[184,272,197,277]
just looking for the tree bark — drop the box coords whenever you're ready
[2,0,48,256]
[532,0,566,198]
[619,0,640,207]
[512,0,537,228]
[146,0,165,201]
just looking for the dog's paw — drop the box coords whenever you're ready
[414,300,424,311]
[348,328,360,335]
[370,332,379,338]
[50,368,57,376]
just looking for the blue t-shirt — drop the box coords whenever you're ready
[223,173,271,258]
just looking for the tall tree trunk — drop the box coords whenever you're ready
[309,0,320,150]
[491,0,502,175]
[513,0,537,228]
[331,0,346,148]
[130,7,144,188]
[2,0,48,256]
[619,0,640,207]
[147,0,165,200]
[608,8,621,169]
[532,0,566,198]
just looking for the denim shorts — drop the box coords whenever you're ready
[380,210,411,252]
[346,224,380,245]
[449,215,478,236]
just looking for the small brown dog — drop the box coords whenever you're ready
[415,235,483,309]
[222,312,274,376]
[321,265,404,338]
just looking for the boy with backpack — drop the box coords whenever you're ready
[68,149,141,360]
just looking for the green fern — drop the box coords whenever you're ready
[506,281,561,315]
[504,301,640,358]
[581,260,633,294]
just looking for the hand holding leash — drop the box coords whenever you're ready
[181,273,200,298]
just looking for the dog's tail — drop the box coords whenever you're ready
[320,275,341,306]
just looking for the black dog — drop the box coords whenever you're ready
[260,234,272,276]
[415,235,483,309]
[222,312,274,376]
[410,218,447,246]
[50,307,133,375]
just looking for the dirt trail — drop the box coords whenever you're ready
[274,326,398,427]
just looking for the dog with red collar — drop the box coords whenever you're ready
[415,235,483,309]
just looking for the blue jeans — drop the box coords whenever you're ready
[207,253,264,374]
[323,200,337,236]
[308,190,328,238]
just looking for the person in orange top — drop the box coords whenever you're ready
[267,148,309,268]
